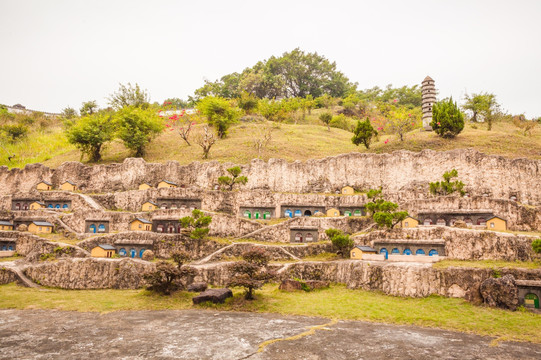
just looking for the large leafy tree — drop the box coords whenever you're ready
[66,112,115,162]
[197,96,240,138]
[430,97,464,138]
[114,106,163,157]
[108,83,150,109]
[194,48,356,99]
[462,92,499,130]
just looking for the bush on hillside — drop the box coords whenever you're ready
[430,97,464,138]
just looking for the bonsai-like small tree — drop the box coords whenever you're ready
[325,228,354,258]
[143,259,195,295]
[429,169,466,196]
[365,188,408,229]
[430,97,465,138]
[179,209,212,240]
[218,166,248,191]
[227,247,274,300]
[351,118,378,149]
[319,112,333,131]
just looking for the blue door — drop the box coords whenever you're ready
[8,245,13,251]
[294,210,302,217]
[391,248,399,254]
[63,204,68,209]
[285,209,292,218]
[380,248,388,260]
[55,204,60,209]
[429,249,439,256]
[119,248,127,256]
[98,224,106,233]
[416,249,426,256]
[403,248,412,255]
[130,248,136,258]
[48,204,53,208]
[139,249,146,258]
[90,224,96,233]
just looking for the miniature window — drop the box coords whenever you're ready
[354,210,362,216]
[344,211,352,216]
[429,249,438,256]
[490,222,495,228]
[306,233,314,242]
[415,249,426,256]
[294,210,302,217]
[391,248,399,254]
[98,224,106,232]
[423,219,432,226]
[405,221,409,227]
[285,209,292,218]
[294,233,303,242]
[244,210,251,219]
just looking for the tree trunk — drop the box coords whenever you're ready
[90,145,102,162]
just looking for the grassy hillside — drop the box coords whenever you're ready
[1,111,540,169]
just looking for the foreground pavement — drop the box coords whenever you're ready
[0,309,540,359]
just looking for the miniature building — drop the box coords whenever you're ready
[28,220,53,234]
[338,207,365,217]
[421,76,436,130]
[326,208,340,217]
[341,186,354,195]
[36,181,53,191]
[130,218,152,231]
[399,216,419,228]
[240,207,275,220]
[152,219,183,233]
[290,227,318,243]
[91,244,116,258]
[29,201,45,210]
[142,201,158,211]
[60,181,77,191]
[350,245,377,259]
[157,180,178,188]
[156,198,202,210]
[418,210,494,227]
[12,199,39,211]
[0,220,14,231]
[486,216,507,231]
[85,220,110,234]
[282,205,325,218]
[44,200,71,210]
[373,240,445,257]
[139,183,152,190]
[516,280,541,309]
[114,239,153,258]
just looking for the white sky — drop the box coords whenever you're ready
[1,0,540,117]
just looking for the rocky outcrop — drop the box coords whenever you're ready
[355,227,536,261]
[479,274,519,310]
[0,266,18,285]
[1,150,540,204]
[23,258,153,289]
[192,288,233,304]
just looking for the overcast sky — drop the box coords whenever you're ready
[1,0,540,117]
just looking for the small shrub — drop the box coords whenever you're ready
[532,239,541,254]
[142,249,155,261]
[351,118,378,149]
[430,97,465,138]
[1,124,28,141]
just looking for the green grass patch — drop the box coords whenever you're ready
[1,283,539,343]
[434,259,541,270]
[302,252,340,261]
[0,254,22,262]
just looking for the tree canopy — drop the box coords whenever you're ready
[194,48,356,100]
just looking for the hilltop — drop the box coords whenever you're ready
[0,109,540,169]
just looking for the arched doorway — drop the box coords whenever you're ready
[130,248,136,258]
[15,203,20,210]
[429,249,439,256]
[304,210,312,217]
[354,210,362,216]
[295,233,303,242]
[391,248,399,254]
[403,248,412,255]
[263,211,271,220]
[254,212,261,219]
[63,204,68,209]
[48,204,54,209]
[305,233,313,242]
[89,224,96,233]
[244,210,251,219]
[436,219,446,226]
[157,225,164,233]
[167,224,175,233]
[139,248,146,258]
[415,249,426,256]
[423,219,432,226]
[285,209,292,218]
[344,210,352,217]
[380,248,388,259]
[464,218,473,226]
[294,210,302,217]
[119,248,127,256]
[55,204,60,209]
[525,293,539,309]
[98,224,105,232]
[477,218,486,226]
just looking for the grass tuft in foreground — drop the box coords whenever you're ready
[0,283,539,343]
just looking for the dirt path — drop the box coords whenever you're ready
[0,309,539,359]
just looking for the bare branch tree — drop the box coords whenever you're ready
[253,123,273,159]
[195,126,217,159]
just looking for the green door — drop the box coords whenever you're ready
[255,212,260,219]
[525,293,539,309]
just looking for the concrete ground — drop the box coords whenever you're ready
[0,309,540,359]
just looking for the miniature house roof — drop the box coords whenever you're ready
[63,180,76,185]
[404,216,419,221]
[38,180,52,186]
[373,239,445,245]
[114,239,154,245]
[141,182,152,186]
[161,180,178,185]
[32,221,53,227]
[144,201,158,206]
[31,201,45,205]
[487,215,507,222]
[355,245,377,252]
[0,220,13,226]
[97,244,116,250]
[133,217,152,224]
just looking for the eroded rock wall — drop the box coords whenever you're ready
[1,150,539,204]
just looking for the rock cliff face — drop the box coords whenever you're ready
[355,227,536,261]
[1,150,539,204]
[23,258,153,289]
